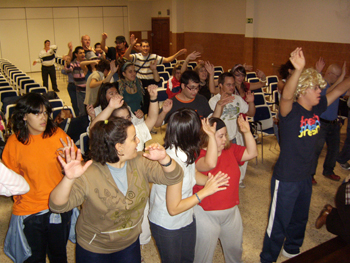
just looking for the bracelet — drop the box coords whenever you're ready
[160,157,172,167]
[195,193,201,203]
[150,98,158,103]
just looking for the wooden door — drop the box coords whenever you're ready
[151,18,170,57]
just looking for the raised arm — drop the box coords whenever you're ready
[195,119,218,172]
[101,32,109,53]
[90,95,124,129]
[150,60,160,82]
[245,90,256,117]
[238,115,258,161]
[181,51,201,73]
[166,171,229,216]
[249,69,267,91]
[205,61,219,94]
[212,93,234,118]
[144,85,159,131]
[279,47,305,117]
[163,48,187,64]
[67,42,73,61]
[123,34,138,61]
[326,63,350,106]
[0,162,30,196]
[315,57,325,74]
[155,99,173,127]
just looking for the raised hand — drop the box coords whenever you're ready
[315,57,325,73]
[56,137,74,158]
[237,114,250,133]
[162,99,173,113]
[150,60,157,71]
[341,61,347,78]
[110,60,118,73]
[143,143,167,161]
[289,47,305,71]
[58,147,92,180]
[204,61,214,76]
[201,118,216,137]
[179,49,187,56]
[109,94,124,109]
[243,63,253,71]
[217,93,234,106]
[102,32,108,40]
[86,104,96,120]
[134,109,144,119]
[148,84,158,100]
[130,34,138,46]
[33,61,37,66]
[187,51,201,61]
[68,42,73,51]
[245,90,254,103]
[203,171,230,195]
[256,69,266,81]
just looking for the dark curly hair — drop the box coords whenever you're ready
[90,116,133,165]
[278,60,295,80]
[95,59,110,73]
[11,93,56,145]
[93,82,119,109]
[164,108,201,166]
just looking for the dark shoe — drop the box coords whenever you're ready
[324,174,341,181]
[312,178,317,185]
[315,204,332,229]
[53,88,60,92]
[339,162,350,170]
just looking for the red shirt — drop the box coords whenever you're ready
[193,144,245,211]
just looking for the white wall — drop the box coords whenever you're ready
[253,0,350,43]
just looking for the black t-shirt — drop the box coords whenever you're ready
[273,96,328,182]
[163,94,213,123]
[198,84,211,101]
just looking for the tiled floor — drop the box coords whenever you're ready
[0,71,347,262]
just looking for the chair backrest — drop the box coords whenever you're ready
[248,77,260,83]
[157,87,168,102]
[254,105,274,130]
[246,72,257,81]
[5,103,16,124]
[157,65,165,72]
[29,87,48,94]
[214,71,222,77]
[159,72,170,81]
[20,79,35,92]
[16,76,30,87]
[188,62,197,69]
[0,82,10,87]
[266,75,279,86]
[0,90,18,111]
[254,92,267,106]
[214,66,224,73]
[163,62,171,68]
[157,77,164,88]
[24,83,41,94]
[165,67,173,76]
[270,82,278,93]
[49,99,64,109]
[79,132,89,155]
[0,86,14,92]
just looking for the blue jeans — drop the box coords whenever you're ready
[337,109,350,164]
[23,211,72,263]
[67,83,79,116]
[150,218,196,263]
[76,238,141,263]
[312,120,340,176]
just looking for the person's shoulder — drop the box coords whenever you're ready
[195,94,209,102]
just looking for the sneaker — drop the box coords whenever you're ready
[323,174,341,181]
[282,248,300,258]
[339,162,350,170]
[312,178,317,185]
[239,182,246,188]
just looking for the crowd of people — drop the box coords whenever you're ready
[1,31,350,263]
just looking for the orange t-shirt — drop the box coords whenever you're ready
[2,128,75,215]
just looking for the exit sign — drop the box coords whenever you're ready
[247,18,253,24]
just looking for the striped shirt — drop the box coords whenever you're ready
[69,60,86,91]
[130,53,163,80]
[0,162,29,197]
[35,45,57,67]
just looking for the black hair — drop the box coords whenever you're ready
[231,65,248,92]
[72,46,84,61]
[112,102,132,118]
[180,70,200,86]
[94,42,101,48]
[218,72,234,86]
[90,117,133,165]
[44,40,50,44]
[11,93,56,145]
[164,108,201,166]
[117,60,134,80]
[93,82,119,109]
[278,60,295,80]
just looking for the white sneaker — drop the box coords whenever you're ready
[282,248,300,258]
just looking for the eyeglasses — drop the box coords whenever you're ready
[234,73,245,78]
[186,85,200,91]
